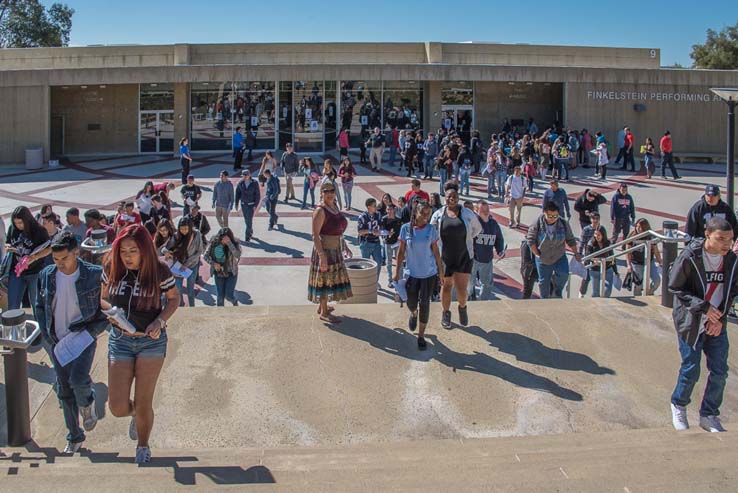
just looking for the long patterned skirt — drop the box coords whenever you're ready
[308,246,353,303]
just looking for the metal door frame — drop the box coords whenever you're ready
[139,110,175,153]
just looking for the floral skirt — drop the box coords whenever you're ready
[308,247,353,303]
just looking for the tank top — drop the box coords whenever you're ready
[319,206,348,236]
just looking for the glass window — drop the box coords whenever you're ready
[191,82,231,150]
[140,83,174,111]
[441,81,474,106]
[231,81,275,150]
[278,81,293,151]
[293,81,323,153]
[340,81,381,147]
[382,81,423,133]
[325,81,337,152]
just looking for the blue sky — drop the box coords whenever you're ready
[63,0,735,67]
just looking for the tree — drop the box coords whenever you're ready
[691,21,738,70]
[0,0,74,48]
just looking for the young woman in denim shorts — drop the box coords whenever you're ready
[101,224,178,464]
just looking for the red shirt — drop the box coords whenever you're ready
[660,135,672,153]
[624,133,634,149]
[405,189,430,203]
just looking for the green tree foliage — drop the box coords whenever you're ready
[0,0,74,48]
[691,22,738,70]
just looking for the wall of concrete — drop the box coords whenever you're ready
[565,82,728,154]
[0,86,49,164]
[50,84,138,155]
[475,82,563,141]
[0,45,174,70]
[173,82,190,155]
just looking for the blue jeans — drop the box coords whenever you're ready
[468,260,495,300]
[265,198,278,227]
[241,204,255,239]
[7,271,40,320]
[535,255,569,298]
[360,242,383,280]
[590,266,614,297]
[459,169,471,195]
[389,146,397,166]
[495,170,507,196]
[554,158,569,180]
[175,267,198,307]
[384,242,398,281]
[424,155,435,179]
[486,174,495,197]
[214,274,237,306]
[439,168,448,195]
[342,183,353,209]
[302,183,315,208]
[671,329,729,417]
[50,338,96,444]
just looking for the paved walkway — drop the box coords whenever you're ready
[0,152,728,305]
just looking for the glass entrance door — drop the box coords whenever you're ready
[441,105,474,143]
[293,81,324,153]
[140,111,175,153]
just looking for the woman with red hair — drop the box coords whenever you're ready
[100,224,178,464]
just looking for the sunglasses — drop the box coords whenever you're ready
[323,189,336,194]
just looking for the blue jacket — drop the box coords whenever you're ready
[610,191,635,221]
[35,259,109,345]
[235,178,261,207]
[541,188,571,219]
[266,175,281,201]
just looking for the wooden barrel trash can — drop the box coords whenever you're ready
[342,257,378,304]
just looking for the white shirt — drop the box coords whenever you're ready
[506,174,526,199]
[53,268,82,341]
[702,250,725,309]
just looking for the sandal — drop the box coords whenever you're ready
[319,313,342,324]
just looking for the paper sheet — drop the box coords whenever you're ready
[170,261,193,279]
[54,330,94,367]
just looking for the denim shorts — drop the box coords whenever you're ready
[108,328,168,362]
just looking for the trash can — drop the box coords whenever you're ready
[25,147,44,170]
[342,258,378,304]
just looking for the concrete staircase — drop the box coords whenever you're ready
[1,427,737,491]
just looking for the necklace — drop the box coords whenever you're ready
[323,203,339,214]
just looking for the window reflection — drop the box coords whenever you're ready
[382,81,422,133]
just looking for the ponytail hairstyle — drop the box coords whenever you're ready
[103,224,162,311]
[409,199,431,239]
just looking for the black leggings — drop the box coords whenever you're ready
[406,275,438,324]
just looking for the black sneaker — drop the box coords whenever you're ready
[442,310,452,329]
[417,336,427,350]
[458,305,469,326]
[408,313,418,332]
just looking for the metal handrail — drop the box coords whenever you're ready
[581,229,689,263]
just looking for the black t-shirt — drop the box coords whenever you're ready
[381,216,403,245]
[102,262,176,332]
[181,185,201,204]
[7,225,50,276]
[440,212,468,261]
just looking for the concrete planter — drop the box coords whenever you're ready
[25,147,44,170]
[341,258,378,304]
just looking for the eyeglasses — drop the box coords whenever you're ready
[545,214,559,220]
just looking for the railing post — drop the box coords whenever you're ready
[600,259,606,297]
[644,241,652,296]
[661,221,680,308]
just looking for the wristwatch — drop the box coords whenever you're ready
[156,317,167,329]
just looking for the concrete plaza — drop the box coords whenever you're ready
[0,151,730,304]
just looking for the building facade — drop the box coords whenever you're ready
[0,42,737,163]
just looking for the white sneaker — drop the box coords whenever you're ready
[80,401,98,432]
[671,403,689,430]
[699,415,726,433]
[578,293,584,299]
[129,415,138,441]
[63,441,83,454]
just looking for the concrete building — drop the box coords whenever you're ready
[1,41,737,164]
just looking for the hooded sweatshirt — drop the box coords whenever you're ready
[685,197,738,239]
[573,189,607,225]
[669,238,738,347]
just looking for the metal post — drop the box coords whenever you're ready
[728,100,736,211]
[661,221,679,308]
[600,260,606,298]
[644,241,653,296]
[3,348,32,446]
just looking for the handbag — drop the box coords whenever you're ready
[622,271,633,291]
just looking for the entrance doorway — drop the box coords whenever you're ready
[441,105,474,143]
[139,111,174,153]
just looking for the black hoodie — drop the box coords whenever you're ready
[573,189,607,226]
[668,238,738,346]
[685,197,738,239]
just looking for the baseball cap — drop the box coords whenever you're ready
[187,174,194,180]
[241,169,251,176]
[705,184,720,196]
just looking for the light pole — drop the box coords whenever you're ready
[710,88,738,210]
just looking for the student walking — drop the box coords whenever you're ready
[280,143,300,203]
[102,224,179,464]
[394,201,444,350]
[431,182,483,328]
[264,169,281,230]
[300,158,319,209]
[164,217,204,307]
[660,131,680,179]
[357,198,383,277]
[610,183,636,244]
[179,138,192,185]
[505,166,527,228]
[380,203,402,287]
[36,232,108,454]
[625,218,663,296]
[644,137,656,179]
[232,127,245,171]
[204,228,241,306]
[308,182,353,322]
[668,217,737,433]
[234,169,261,242]
[468,200,505,301]
[338,158,356,211]
[212,170,234,229]
[587,228,617,298]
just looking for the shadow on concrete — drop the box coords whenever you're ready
[241,237,304,258]
[326,316,583,401]
[615,297,649,308]
[277,225,313,242]
[197,280,252,307]
[0,441,275,486]
[27,362,56,385]
[463,327,616,375]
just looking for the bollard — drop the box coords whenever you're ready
[4,348,32,446]
[661,221,680,308]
